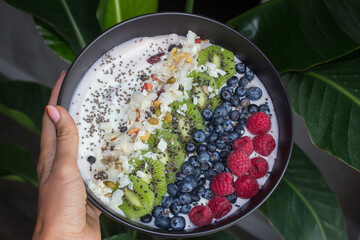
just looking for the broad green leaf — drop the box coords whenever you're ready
[103,233,136,240]
[97,0,158,31]
[188,230,238,240]
[282,51,360,171]
[0,144,38,187]
[260,144,347,240]
[227,0,360,72]
[34,17,76,63]
[0,81,51,137]
[4,0,102,53]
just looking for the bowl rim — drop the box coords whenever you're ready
[58,11,293,238]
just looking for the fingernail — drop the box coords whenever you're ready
[46,105,60,123]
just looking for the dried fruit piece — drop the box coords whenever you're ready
[128,128,140,135]
[147,52,165,64]
[140,132,150,142]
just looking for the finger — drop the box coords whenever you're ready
[87,201,102,218]
[49,105,79,175]
[38,71,66,183]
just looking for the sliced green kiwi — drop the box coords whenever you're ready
[198,45,236,88]
[132,158,167,206]
[163,100,205,142]
[189,71,221,111]
[119,176,154,219]
[146,130,185,183]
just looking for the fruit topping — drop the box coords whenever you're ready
[246,111,271,135]
[208,196,232,219]
[232,136,253,156]
[227,151,251,177]
[249,157,269,179]
[253,133,276,156]
[210,172,235,196]
[189,205,213,227]
[235,175,259,199]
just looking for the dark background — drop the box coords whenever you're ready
[0,0,359,239]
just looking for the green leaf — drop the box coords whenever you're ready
[0,81,51,137]
[188,231,238,240]
[96,0,158,31]
[0,144,38,187]
[103,233,136,240]
[260,144,347,240]
[4,0,102,53]
[33,17,76,63]
[227,0,360,72]
[282,51,360,171]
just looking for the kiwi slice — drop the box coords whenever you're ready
[189,71,221,111]
[132,158,167,206]
[163,100,205,142]
[198,45,236,88]
[119,176,154,219]
[146,130,185,183]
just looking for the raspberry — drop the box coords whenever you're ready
[235,175,259,199]
[208,196,232,219]
[227,151,251,177]
[147,52,165,64]
[188,205,213,227]
[253,134,276,156]
[246,111,271,135]
[210,172,235,196]
[232,136,253,155]
[249,157,269,179]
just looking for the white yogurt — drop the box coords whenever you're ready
[69,31,279,230]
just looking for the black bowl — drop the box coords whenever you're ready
[58,12,293,238]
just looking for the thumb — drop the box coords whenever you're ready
[46,105,79,174]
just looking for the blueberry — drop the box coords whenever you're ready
[221,86,233,94]
[167,183,179,197]
[205,122,214,132]
[236,63,246,74]
[248,104,259,114]
[212,116,225,125]
[201,109,214,121]
[152,206,165,218]
[207,143,217,152]
[188,156,200,167]
[222,120,233,132]
[238,117,247,126]
[161,196,174,208]
[234,126,245,136]
[140,214,152,223]
[229,110,240,121]
[220,149,231,159]
[204,169,217,180]
[238,76,248,88]
[198,177,206,186]
[170,216,186,231]
[154,216,171,230]
[212,151,221,162]
[172,198,181,206]
[245,71,254,80]
[221,90,232,102]
[196,185,206,197]
[170,204,181,215]
[230,95,240,107]
[180,204,192,214]
[214,106,228,117]
[221,102,232,112]
[214,124,224,134]
[179,193,193,205]
[228,131,239,141]
[227,76,239,86]
[181,162,194,176]
[191,193,201,202]
[196,144,206,154]
[241,108,251,117]
[259,104,270,114]
[193,167,202,178]
[177,177,196,193]
[227,193,237,203]
[168,44,178,52]
[87,156,96,164]
[203,189,215,200]
[176,172,187,180]
[193,129,206,143]
[246,87,262,100]
[216,140,226,149]
[220,134,231,143]
[200,162,210,171]
[206,132,219,144]
[235,87,247,97]
[197,151,211,164]
[185,142,196,152]
[212,162,225,173]
[240,97,250,108]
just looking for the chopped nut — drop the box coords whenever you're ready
[155,107,162,117]
[167,77,176,84]
[153,100,162,108]
[169,65,176,72]
[103,180,116,188]
[140,131,150,142]
[148,117,159,125]
[171,47,178,53]
[172,52,193,63]
[135,109,140,122]
[165,111,173,123]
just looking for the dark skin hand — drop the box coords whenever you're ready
[32,71,101,240]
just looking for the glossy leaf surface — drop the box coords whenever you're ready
[260,144,347,240]
[227,0,360,72]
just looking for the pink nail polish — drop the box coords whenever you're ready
[46,105,60,123]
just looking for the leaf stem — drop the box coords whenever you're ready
[185,0,195,13]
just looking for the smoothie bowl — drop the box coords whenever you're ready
[58,12,293,237]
